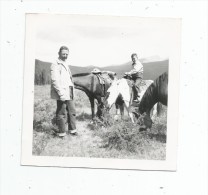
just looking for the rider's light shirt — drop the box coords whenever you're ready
[128,60,143,75]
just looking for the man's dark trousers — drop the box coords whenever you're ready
[133,77,142,99]
[56,100,76,133]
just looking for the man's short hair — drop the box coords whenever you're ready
[59,46,69,53]
[131,53,138,58]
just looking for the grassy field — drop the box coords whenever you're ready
[33,85,167,160]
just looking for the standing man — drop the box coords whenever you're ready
[51,46,77,137]
[125,53,143,102]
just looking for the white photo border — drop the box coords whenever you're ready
[21,14,181,171]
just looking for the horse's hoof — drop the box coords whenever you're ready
[114,115,119,121]
[90,120,94,124]
[139,125,147,131]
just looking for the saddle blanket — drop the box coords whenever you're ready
[126,79,134,87]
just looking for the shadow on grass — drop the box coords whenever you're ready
[32,129,53,156]
[76,112,92,121]
[87,123,96,130]
[148,133,166,143]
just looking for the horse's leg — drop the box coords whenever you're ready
[114,103,120,121]
[89,97,95,120]
[96,96,103,118]
[129,112,134,123]
[124,101,134,123]
[150,103,157,120]
[115,103,119,115]
[156,102,163,117]
[119,103,125,120]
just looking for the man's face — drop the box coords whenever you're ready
[59,49,69,61]
[131,55,138,63]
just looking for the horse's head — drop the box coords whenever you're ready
[103,80,120,110]
[101,71,118,87]
[103,71,117,81]
[137,112,153,130]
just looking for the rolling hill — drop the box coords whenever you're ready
[34,58,168,85]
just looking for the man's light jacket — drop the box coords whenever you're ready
[50,58,74,100]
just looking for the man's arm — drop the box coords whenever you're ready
[68,65,73,82]
[128,62,143,75]
[50,63,65,99]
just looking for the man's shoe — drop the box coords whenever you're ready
[69,129,78,136]
[57,132,66,137]
[134,96,141,102]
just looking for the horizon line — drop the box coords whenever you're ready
[35,57,169,68]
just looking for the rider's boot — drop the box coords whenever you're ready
[133,87,141,103]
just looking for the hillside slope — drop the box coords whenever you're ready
[35,59,169,84]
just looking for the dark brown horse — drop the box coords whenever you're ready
[72,72,116,119]
[138,71,168,129]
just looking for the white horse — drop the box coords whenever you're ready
[104,78,157,123]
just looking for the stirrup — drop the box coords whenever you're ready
[133,97,140,103]
[133,99,140,103]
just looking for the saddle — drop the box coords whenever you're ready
[123,74,142,102]
[123,74,134,87]
[95,73,105,85]
[92,69,117,97]
[92,72,107,97]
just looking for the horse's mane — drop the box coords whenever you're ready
[139,72,168,113]
[72,73,91,77]
[141,83,156,101]
[139,80,157,114]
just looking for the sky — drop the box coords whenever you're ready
[34,14,180,67]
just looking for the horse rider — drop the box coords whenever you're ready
[124,53,144,102]
[50,46,77,137]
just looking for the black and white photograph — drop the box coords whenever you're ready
[1,0,208,194]
[21,14,180,170]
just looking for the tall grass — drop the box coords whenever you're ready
[90,109,167,155]
[33,85,167,160]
